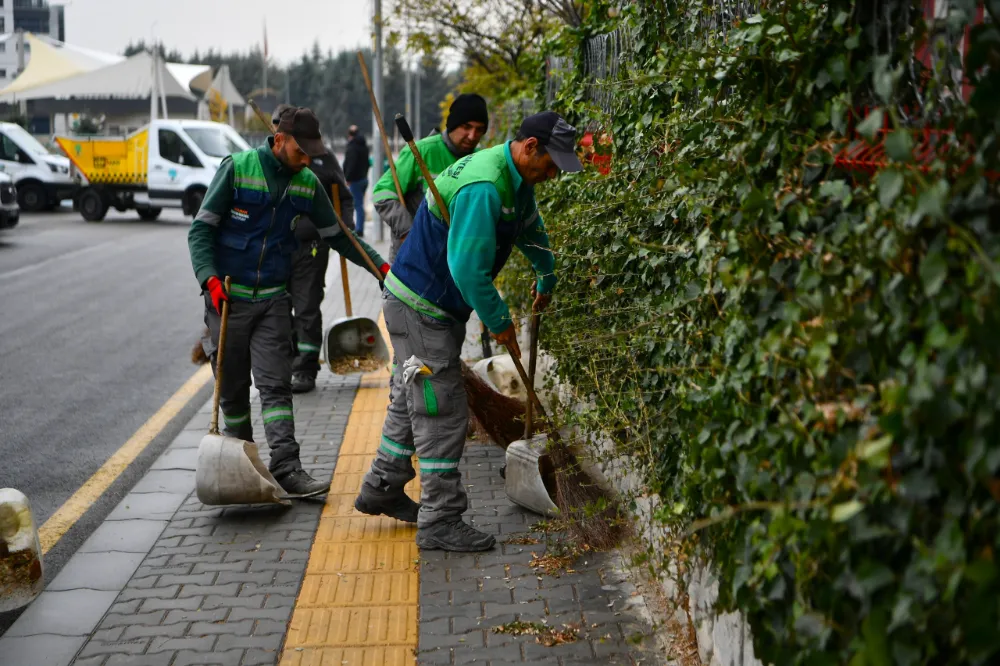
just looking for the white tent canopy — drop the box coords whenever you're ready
[0,50,206,103]
[207,65,244,106]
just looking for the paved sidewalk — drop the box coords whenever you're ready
[0,241,666,666]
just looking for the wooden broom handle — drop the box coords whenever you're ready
[357,51,407,204]
[209,276,232,435]
[332,184,353,317]
[395,113,449,225]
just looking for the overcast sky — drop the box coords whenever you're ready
[60,0,374,64]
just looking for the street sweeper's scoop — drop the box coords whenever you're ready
[196,435,291,506]
[324,316,390,373]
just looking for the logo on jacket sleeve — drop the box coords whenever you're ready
[230,207,250,223]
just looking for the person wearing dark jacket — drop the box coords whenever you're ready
[267,105,356,394]
[342,125,370,237]
[188,107,388,498]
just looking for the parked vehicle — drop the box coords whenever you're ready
[0,122,76,212]
[55,120,251,222]
[0,171,20,230]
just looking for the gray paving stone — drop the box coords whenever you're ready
[76,637,150,657]
[147,636,216,653]
[78,520,170,554]
[105,492,188,521]
[171,649,245,666]
[163,608,229,624]
[241,648,282,665]
[99,611,166,629]
[130,469,196,494]
[175,582,241,598]
[104,653,176,666]
[121,622,188,640]
[48,552,147,591]
[140,596,204,612]
[150,446,199,470]
[201,594,267,610]
[118,585,180,601]
[6,589,119,637]
[215,633,283,651]
[227,607,290,622]
[0,635,87,666]
[188,619,254,636]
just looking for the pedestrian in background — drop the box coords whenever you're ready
[342,125,370,237]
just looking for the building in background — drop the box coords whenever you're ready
[0,0,66,86]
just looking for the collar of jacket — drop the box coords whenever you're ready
[442,130,466,159]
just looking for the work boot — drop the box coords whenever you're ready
[354,481,420,523]
[291,373,316,394]
[276,469,329,498]
[416,517,496,552]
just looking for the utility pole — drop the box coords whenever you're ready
[414,62,422,139]
[150,47,158,122]
[372,0,385,241]
[405,58,412,145]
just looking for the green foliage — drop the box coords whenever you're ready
[499,1,1000,663]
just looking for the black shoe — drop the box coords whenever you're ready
[416,517,496,552]
[354,482,420,523]
[291,373,316,394]
[276,469,329,498]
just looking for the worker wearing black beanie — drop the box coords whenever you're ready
[446,93,490,133]
[371,92,489,262]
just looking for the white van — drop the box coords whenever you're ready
[0,122,76,212]
[57,119,251,222]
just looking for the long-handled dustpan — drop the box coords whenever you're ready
[323,183,390,369]
[196,277,290,506]
[504,313,559,516]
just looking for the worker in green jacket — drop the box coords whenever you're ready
[355,111,582,550]
[372,93,488,261]
[188,107,389,498]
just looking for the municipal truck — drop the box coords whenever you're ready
[55,119,251,222]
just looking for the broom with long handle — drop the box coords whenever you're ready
[503,313,623,549]
[356,52,407,206]
[248,98,384,283]
[393,112,525,448]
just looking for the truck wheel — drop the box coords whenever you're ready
[17,182,46,212]
[79,190,109,222]
[138,207,162,221]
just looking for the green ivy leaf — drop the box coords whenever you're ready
[857,109,884,141]
[831,500,863,522]
[884,130,913,162]
[920,251,948,298]
[858,435,893,468]
[876,170,904,207]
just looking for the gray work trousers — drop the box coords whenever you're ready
[202,292,300,478]
[363,291,469,526]
[289,219,329,378]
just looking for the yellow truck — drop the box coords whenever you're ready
[56,119,251,222]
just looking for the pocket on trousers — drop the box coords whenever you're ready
[410,359,455,417]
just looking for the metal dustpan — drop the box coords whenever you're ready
[324,316,391,365]
[195,277,290,507]
[196,435,289,506]
[506,433,559,517]
[505,312,560,517]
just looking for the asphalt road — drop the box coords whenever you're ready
[0,207,213,633]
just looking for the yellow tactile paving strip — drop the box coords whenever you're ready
[280,313,419,666]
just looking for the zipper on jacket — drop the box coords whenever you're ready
[254,183,291,298]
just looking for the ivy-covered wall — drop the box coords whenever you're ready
[500,1,1000,664]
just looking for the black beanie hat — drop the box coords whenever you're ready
[446,94,489,133]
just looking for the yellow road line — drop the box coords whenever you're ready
[281,313,420,666]
[38,364,213,554]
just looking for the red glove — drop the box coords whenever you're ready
[380,263,390,278]
[205,276,229,315]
